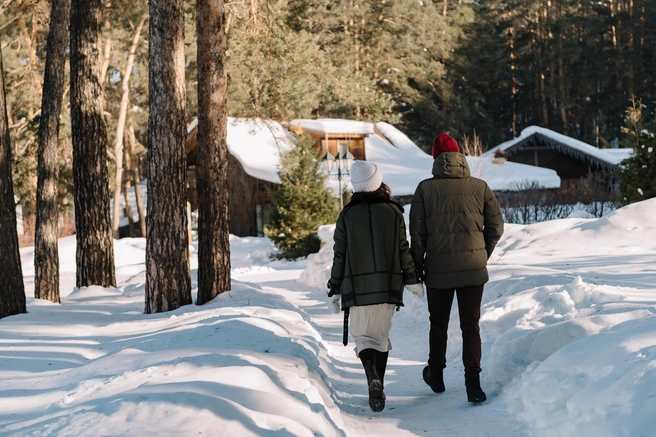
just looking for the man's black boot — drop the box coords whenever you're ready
[422,366,445,393]
[465,372,487,403]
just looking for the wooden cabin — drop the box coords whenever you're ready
[489,126,632,190]
[186,120,279,237]
[185,118,423,237]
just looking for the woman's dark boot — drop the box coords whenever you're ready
[375,351,389,389]
[422,366,445,393]
[465,372,487,403]
[359,349,385,412]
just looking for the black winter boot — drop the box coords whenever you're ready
[375,351,389,389]
[422,366,445,393]
[465,372,487,403]
[359,349,385,412]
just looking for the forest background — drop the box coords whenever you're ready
[2,0,655,218]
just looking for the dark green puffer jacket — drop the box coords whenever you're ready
[329,198,419,309]
[409,152,504,289]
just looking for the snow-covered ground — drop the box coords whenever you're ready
[2,199,655,436]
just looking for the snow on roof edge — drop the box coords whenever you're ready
[487,126,631,166]
[289,118,375,135]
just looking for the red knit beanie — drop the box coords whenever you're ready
[432,133,459,158]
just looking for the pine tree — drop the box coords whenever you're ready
[0,44,26,319]
[226,0,396,122]
[618,99,656,205]
[267,134,339,260]
[195,0,231,305]
[145,0,192,313]
[34,0,71,303]
[70,0,116,288]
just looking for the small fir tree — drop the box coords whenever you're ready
[618,99,656,205]
[267,134,339,259]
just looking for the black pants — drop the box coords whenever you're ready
[426,284,484,374]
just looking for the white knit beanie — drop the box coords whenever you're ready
[350,160,383,193]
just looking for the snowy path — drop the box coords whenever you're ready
[241,270,526,437]
[3,199,656,436]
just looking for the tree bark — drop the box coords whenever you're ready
[70,0,116,288]
[112,13,147,238]
[34,0,70,303]
[146,0,191,313]
[196,0,231,305]
[0,46,27,319]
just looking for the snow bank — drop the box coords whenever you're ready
[298,198,656,437]
[7,195,656,437]
[7,240,345,436]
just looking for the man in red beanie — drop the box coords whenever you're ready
[409,133,504,403]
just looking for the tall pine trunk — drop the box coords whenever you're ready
[35,0,71,303]
[0,46,26,319]
[70,0,116,288]
[196,0,231,305]
[146,0,191,313]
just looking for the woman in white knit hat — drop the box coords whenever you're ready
[328,160,424,413]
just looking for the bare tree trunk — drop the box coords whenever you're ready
[146,0,191,313]
[196,0,231,305]
[112,13,147,238]
[127,122,146,237]
[70,0,116,288]
[0,46,26,319]
[34,0,70,303]
[122,183,135,237]
[99,1,112,87]
[508,27,517,137]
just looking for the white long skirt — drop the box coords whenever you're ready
[349,303,396,358]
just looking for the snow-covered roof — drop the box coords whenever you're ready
[187,118,560,197]
[226,119,294,183]
[354,122,560,196]
[288,118,375,135]
[485,126,632,169]
[601,148,634,164]
[188,118,293,184]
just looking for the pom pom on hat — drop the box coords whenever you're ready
[350,160,383,193]
[432,133,460,158]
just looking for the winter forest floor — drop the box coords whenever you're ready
[1,199,656,437]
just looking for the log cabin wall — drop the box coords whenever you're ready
[507,148,592,182]
[227,153,275,237]
[186,124,275,237]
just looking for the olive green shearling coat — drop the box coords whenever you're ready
[329,199,419,309]
[409,152,504,289]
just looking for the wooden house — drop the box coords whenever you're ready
[185,119,564,237]
[186,118,289,237]
[486,126,632,189]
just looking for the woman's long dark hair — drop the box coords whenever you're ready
[346,182,393,206]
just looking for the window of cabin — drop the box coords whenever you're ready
[320,138,366,161]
